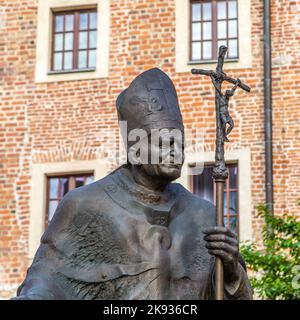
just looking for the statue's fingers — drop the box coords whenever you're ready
[207,249,233,263]
[203,226,227,234]
[203,226,237,239]
[205,242,238,255]
[204,234,238,246]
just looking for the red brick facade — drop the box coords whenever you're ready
[0,0,299,298]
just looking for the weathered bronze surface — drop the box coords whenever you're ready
[13,68,252,300]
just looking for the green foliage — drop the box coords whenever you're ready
[240,203,300,300]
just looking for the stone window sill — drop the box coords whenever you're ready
[187,59,239,65]
[48,68,96,75]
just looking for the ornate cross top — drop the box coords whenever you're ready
[191,45,251,300]
[191,45,250,180]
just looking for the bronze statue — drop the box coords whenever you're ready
[210,74,240,142]
[13,67,252,300]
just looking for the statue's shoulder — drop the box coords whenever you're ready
[42,172,116,244]
[65,173,112,204]
[61,167,124,210]
[44,172,114,228]
[170,182,216,222]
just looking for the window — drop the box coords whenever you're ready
[190,0,238,61]
[35,0,109,82]
[46,173,94,225]
[190,163,239,233]
[52,9,97,72]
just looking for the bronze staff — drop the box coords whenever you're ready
[191,46,250,300]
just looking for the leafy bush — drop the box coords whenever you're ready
[240,202,300,300]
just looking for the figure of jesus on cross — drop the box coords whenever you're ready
[191,45,251,300]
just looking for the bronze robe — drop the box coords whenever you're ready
[15,166,252,300]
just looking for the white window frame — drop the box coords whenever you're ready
[35,0,110,83]
[175,0,252,72]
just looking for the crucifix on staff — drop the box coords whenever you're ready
[191,45,251,300]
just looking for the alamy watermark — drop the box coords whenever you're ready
[118,120,209,175]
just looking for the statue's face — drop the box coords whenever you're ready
[137,128,185,181]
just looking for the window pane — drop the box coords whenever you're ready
[229,165,238,188]
[86,176,94,185]
[48,200,59,221]
[224,192,227,213]
[65,15,74,31]
[79,50,87,68]
[203,41,212,60]
[202,3,212,21]
[192,3,201,21]
[229,191,237,214]
[54,33,63,51]
[75,177,85,188]
[47,174,94,225]
[217,1,227,19]
[64,52,73,70]
[90,12,97,29]
[53,53,63,70]
[64,32,74,50]
[192,42,201,60]
[89,31,97,48]
[192,166,214,203]
[229,216,237,232]
[89,50,97,68]
[203,22,212,40]
[79,31,88,49]
[228,20,237,38]
[218,20,227,39]
[228,39,238,57]
[191,163,239,234]
[228,0,237,19]
[192,23,201,41]
[49,178,59,198]
[80,13,88,30]
[218,40,227,51]
[55,15,64,32]
[224,216,228,228]
[60,178,69,197]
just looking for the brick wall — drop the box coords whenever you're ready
[0,0,299,298]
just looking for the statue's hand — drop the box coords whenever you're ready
[203,226,240,283]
